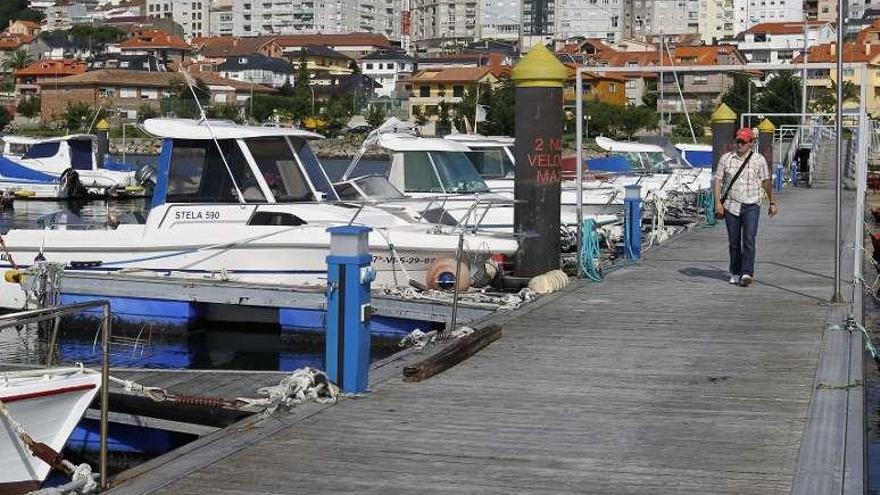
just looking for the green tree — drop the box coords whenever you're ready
[618,104,659,139]
[324,93,354,136]
[641,79,658,108]
[436,100,452,135]
[754,72,802,126]
[669,113,709,142]
[412,105,429,127]
[207,103,243,122]
[481,78,514,136]
[2,48,32,72]
[16,96,40,119]
[0,107,10,129]
[583,99,617,137]
[365,104,386,128]
[62,102,93,131]
[68,24,124,45]
[811,79,860,114]
[720,73,756,117]
[290,49,313,119]
[278,78,294,97]
[137,103,159,121]
[161,77,211,118]
[0,0,44,28]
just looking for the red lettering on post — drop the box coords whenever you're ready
[533,138,544,152]
[548,138,561,151]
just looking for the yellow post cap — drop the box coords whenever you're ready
[711,103,736,123]
[757,118,776,132]
[511,44,570,88]
[96,119,110,131]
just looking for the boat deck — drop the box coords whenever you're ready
[97,140,863,493]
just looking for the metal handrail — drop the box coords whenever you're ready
[0,300,112,489]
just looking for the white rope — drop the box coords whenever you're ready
[235,367,339,416]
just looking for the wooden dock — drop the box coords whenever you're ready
[105,145,866,494]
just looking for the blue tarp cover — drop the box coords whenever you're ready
[0,156,58,182]
[683,150,713,168]
[586,155,631,173]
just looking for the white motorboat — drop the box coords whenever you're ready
[0,134,139,198]
[0,366,101,494]
[443,133,515,191]
[0,119,518,308]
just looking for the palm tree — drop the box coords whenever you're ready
[1,48,32,72]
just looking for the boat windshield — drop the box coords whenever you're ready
[429,151,490,193]
[167,138,266,203]
[337,175,406,201]
[466,148,514,179]
[244,137,315,202]
[614,151,690,174]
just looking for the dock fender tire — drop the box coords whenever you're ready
[425,258,470,292]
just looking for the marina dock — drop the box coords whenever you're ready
[102,143,867,493]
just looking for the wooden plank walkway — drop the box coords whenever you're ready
[107,145,864,494]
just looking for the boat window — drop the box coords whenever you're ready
[402,151,443,192]
[69,139,93,170]
[23,142,59,159]
[466,149,511,178]
[248,211,307,226]
[430,151,489,193]
[245,137,313,202]
[335,182,363,200]
[353,175,405,199]
[289,137,339,200]
[167,139,265,203]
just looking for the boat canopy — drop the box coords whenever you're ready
[378,133,470,152]
[1,134,95,145]
[141,119,323,141]
[444,134,514,148]
[595,136,665,153]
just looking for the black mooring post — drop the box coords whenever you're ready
[511,45,569,278]
[711,103,736,177]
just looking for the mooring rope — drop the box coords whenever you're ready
[579,218,603,282]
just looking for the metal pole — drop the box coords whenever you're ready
[100,303,110,489]
[801,19,809,146]
[831,0,844,303]
[854,65,869,294]
[575,68,584,278]
[121,123,126,165]
[447,231,465,333]
[659,33,664,137]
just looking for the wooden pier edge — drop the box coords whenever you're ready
[402,324,502,382]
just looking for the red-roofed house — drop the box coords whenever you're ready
[13,59,86,97]
[734,20,836,64]
[403,66,505,134]
[657,45,748,114]
[7,20,42,38]
[794,41,880,113]
[117,29,190,65]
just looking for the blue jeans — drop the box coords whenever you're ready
[724,203,760,277]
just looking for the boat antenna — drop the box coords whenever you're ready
[341,118,414,181]
[663,42,696,144]
[181,70,245,204]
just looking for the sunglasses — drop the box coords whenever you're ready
[736,139,751,145]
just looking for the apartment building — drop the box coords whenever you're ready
[145,0,210,38]
[229,0,399,40]
[698,0,735,44]
[626,0,700,38]
[734,20,835,64]
[733,0,803,34]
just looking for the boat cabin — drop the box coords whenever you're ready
[142,119,339,208]
[0,134,97,173]
[590,137,693,174]
[376,133,490,195]
[444,134,515,179]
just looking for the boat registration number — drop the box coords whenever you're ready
[372,255,435,265]
[175,210,221,221]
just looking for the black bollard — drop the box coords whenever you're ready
[711,103,736,176]
[510,45,569,278]
[95,118,110,168]
[757,118,775,176]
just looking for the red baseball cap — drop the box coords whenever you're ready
[735,128,754,142]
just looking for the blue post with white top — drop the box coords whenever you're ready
[325,225,374,394]
[774,162,784,192]
[624,184,642,260]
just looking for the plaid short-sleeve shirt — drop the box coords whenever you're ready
[715,150,769,216]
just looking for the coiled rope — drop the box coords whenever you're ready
[579,218,603,282]
[700,190,716,225]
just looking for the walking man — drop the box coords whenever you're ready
[714,128,779,287]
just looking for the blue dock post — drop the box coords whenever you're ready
[325,226,374,394]
[624,184,642,260]
[774,162,784,192]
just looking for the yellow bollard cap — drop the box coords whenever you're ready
[757,118,776,133]
[4,270,23,284]
[96,119,110,131]
[511,44,570,88]
[711,103,737,123]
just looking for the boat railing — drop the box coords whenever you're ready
[0,300,113,489]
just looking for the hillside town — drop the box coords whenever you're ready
[0,0,877,139]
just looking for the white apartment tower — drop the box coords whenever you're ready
[556,0,624,42]
[627,0,699,38]
[146,0,210,38]
[733,0,803,33]
[411,0,480,47]
[698,0,734,43]
[230,0,400,38]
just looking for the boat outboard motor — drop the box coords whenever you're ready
[60,168,89,199]
[135,164,157,195]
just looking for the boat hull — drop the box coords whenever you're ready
[0,368,101,493]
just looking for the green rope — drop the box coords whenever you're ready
[580,219,603,282]
[700,190,716,226]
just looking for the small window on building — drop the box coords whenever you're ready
[419,85,430,97]
[693,74,708,84]
[609,83,616,93]
[453,85,464,97]
[366,63,373,69]
[98,87,116,97]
